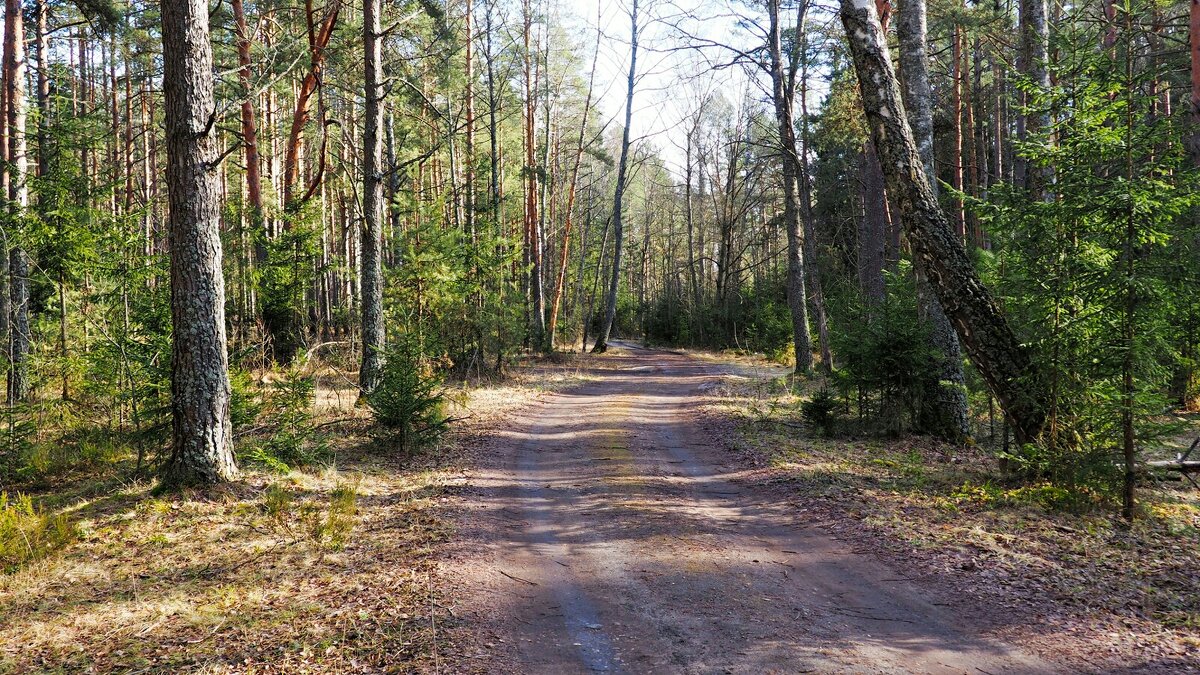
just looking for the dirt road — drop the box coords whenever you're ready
[446,344,1053,674]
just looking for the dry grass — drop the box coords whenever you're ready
[0,369,547,674]
[704,374,1200,669]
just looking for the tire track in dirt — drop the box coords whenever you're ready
[446,343,1057,674]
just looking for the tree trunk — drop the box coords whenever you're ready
[521,0,546,348]
[797,23,833,373]
[1191,0,1199,162]
[950,19,965,240]
[896,0,971,443]
[231,0,265,262]
[685,127,701,314]
[4,0,30,402]
[35,0,49,180]
[1015,0,1050,193]
[160,0,238,486]
[839,0,1045,445]
[858,143,887,305]
[767,0,814,374]
[593,0,639,354]
[359,0,385,393]
[1179,0,1200,410]
[282,0,339,209]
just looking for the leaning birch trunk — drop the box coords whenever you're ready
[359,0,385,393]
[160,0,238,486]
[767,0,813,374]
[593,0,639,354]
[896,0,971,442]
[839,0,1046,445]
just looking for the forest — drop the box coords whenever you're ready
[0,0,1198,671]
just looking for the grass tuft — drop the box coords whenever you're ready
[0,491,78,573]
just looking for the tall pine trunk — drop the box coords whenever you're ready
[231,0,265,262]
[359,0,385,392]
[160,0,238,486]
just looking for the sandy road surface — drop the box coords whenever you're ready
[444,343,1053,674]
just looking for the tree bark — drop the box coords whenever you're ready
[839,0,1045,444]
[282,0,339,209]
[231,0,266,262]
[160,0,238,486]
[767,0,814,374]
[797,22,833,374]
[858,143,887,305]
[359,0,385,393]
[896,0,971,442]
[1015,0,1050,193]
[1190,0,1200,164]
[521,0,546,348]
[4,0,30,402]
[1182,0,1200,410]
[593,0,639,353]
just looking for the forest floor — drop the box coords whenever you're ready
[0,375,541,673]
[2,343,1197,673]
[697,355,1200,674]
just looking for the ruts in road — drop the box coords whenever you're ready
[446,342,1053,674]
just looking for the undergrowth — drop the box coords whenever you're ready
[715,371,1200,657]
[0,491,78,573]
[242,370,331,472]
[262,480,359,552]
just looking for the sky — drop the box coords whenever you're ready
[550,0,838,179]
[554,0,765,177]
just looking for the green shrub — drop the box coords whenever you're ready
[0,492,77,573]
[830,271,938,435]
[368,335,450,452]
[229,368,264,432]
[243,370,329,472]
[262,482,293,523]
[801,389,841,437]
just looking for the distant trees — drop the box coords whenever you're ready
[0,0,1193,513]
[593,0,640,353]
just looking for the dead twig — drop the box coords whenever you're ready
[497,569,539,586]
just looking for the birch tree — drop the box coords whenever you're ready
[360,0,385,392]
[895,0,970,442]
[593,0,640,353]
[838,0,1046,445]
[766,0,813,373]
